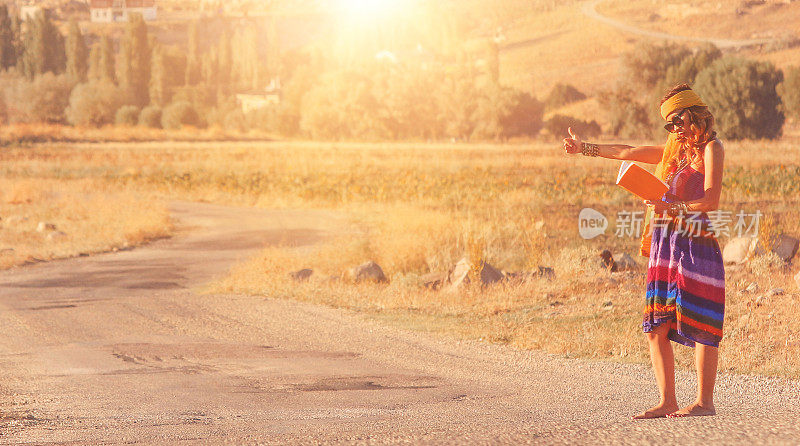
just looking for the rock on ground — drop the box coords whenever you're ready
[723,237,756,264]
[446,257,503,291]
[289,268,313,282]
[349,261,387,283]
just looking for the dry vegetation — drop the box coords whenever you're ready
[2,140,797,378]
[0,176,172,270]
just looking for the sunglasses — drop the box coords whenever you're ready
[664,109,687,133]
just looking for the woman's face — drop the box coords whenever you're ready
[665,108,691,140]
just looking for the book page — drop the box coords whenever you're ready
[616,161,632,184]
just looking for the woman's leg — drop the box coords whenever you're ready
[668,344,718,417]
[632,323,680,419]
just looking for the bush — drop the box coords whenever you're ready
[115,105,140,126]
[620,42,691,89]
[598,88,653,139]
[694,56,784,140]
[777,66,800,121]
[138,106,162,128]
[65,80,124,127]
[4,73,74,124]
[225,108,249,132]
[663,43,722,86]
[161,101,201,130]
[544,114,601,140]
[544,83,587,110]
[471,85,545,141]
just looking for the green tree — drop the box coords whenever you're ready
[0,5,17,70]
[777,66,800,121]
[598,88,653,139]
[5,73,74,123]
[20,11,66,79]
[544,83,587,110]
[149,43,168,105]
[620,42,691,90]
[66,80,125,127]
[118,13,150,107]
[663,43,722,86]
[694,56,784,140]
[544,114,601,140]
[88,36,117,83]
[185,20,201,86]
[65,20,89,82]
[232,23,260,90]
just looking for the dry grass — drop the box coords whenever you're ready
[3,140,799,378]
[0,178,172,269]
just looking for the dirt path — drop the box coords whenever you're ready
[582,0,772,49]
[1,201,798,444]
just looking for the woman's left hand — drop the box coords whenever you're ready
[644,199,669,214]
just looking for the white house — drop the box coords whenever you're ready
[236,78,282,114]
[90,0,157,23]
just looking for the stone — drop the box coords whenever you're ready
[349,261,387,283]
[445,257,504,290]
[46,231,67,242]
[289,268,313,282]
[744,282,759,293]
[0,248,14,255]
[420,272,447,290]
[598,249,617,272]
[479,261,504,285]
[723,237,756,264]
[447,258,472,289]
[614,253,637,272]
[771,234,799,263]
[37,222,57,233]
[602,301,613,310]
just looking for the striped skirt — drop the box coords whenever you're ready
[643,217,725,348]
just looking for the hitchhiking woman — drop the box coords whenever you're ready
[562,84,725,419]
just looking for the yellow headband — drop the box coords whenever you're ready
[660,89,707,120]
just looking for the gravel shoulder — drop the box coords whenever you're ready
[0,201,798,444]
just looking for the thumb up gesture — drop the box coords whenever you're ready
[563,127,582,155]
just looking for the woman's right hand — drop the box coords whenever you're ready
[563,127,582,155]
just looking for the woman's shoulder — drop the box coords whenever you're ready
[704,138,724,154]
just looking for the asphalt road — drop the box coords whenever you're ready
[1,201,798,444]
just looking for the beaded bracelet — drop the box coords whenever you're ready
[667,201,689,217]
[581,142,599,157]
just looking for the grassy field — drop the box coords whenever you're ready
[1,140,799,378]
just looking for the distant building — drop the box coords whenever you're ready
[19,5,42,21]
[90,0,157,23]
[236,78,281,114]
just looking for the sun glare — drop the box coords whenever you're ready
[336,0,402,22]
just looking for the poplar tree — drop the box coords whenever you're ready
[118,13,150,106]
[21,11,66,79]
[65,20,88,82]
[0,5,16,70]
[149,43,167,105]
[99,35,116,83]
[185,20,201,86]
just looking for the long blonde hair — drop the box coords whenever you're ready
[660,84,717,172]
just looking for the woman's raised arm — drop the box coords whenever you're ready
[563,127,664,164]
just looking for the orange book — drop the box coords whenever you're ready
[615,161,669,201]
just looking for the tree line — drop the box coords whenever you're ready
[2,4,799,141]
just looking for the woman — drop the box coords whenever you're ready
[563,84,725,419]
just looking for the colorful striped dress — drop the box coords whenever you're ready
[642,156,725,348]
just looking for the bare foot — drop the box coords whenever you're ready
[666,402,716,418]
[632,402,680,419]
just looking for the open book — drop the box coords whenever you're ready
[616,161,669,201]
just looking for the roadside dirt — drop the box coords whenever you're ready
[1,201,798,444]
